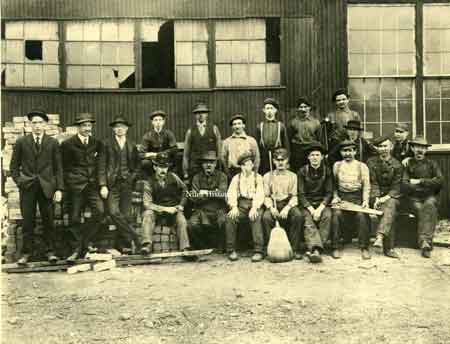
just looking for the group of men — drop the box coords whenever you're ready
[9,89,443,265]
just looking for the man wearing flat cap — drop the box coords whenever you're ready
[367,135,403,259]
[331,139,371,260]
[187,150,228,250]
[392,123,414,163]
[401,136,443,258]
[182,103,222,184]
[61,112,105,262]
[287,97,321,172]
[225,151,265,262]
[139,110,178,178]
[297,142,334,263]
[256,98,290,174]
[262,148,303,259]
[141,153,192,255]
[10,110,64,265]
[221,113,260,180]
[96,116,143,253]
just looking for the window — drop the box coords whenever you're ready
[348,5,415,139]
[65,20,135,89]
[2,21,59,87]
[215,18,280,87]
[423,4,450,144]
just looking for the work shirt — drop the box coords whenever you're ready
[227,171,264,209]
[256,120,290,151]
[288,114,321,145]
[221,133,260,171]
[367,156,403,199]
[333,160,370,203]
[139,128,178,161]
[327,109,361,137]
[298,163,333,208]
[392,139,414,162]
[401,157,443,200]
[190,169,228,211]
[263,169,298,209]
[142,172,187,209]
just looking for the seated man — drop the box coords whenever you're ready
[401,136,443,258]
[331,140,371,260]
[297,142,333,263]
[225,152,265,262]
[262,148,303,259]
[367,135,403,259]
[141,153,191,256]
[188,151,228,250]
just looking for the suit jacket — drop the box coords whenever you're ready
[98,137,140,188]
[10,134,64,199]
[61,135,102,192]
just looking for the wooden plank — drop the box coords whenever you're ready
[331,201,383,216]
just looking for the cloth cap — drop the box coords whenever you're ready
[332,89,350,102]
[109,116,132,127]
[272,148,289,160]
[73,112,96,125]
[198,150,218,162]
[372,134,392,146]
[296,97,312,108]
[344,120,363,131]
[237,151,255,166]
[229,113,246,126]
[395,123,409,132]
[192,103,211,114]
[305,141,327,155]
[26,110,49,122]
[263,97,279,109]
[339,139,357,150]
[150,110,167,120]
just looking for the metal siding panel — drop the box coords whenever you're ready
[428,153,450,219]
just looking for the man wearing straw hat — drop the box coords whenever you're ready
[401,136,443,258]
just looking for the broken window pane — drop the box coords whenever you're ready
[5,64,24,86]
[216,64,231,87]
[5,22,23,39]
[6,40,24,63]
[42,64,59,87]
[193,65,209,88]
[117,66,135,88]
[101,66,119,88]
[266,18,280,63]
[24,64,42,87]
[25,40,43,61]
[141,20,165,42]
[66,65,84,88]
[43,41,59,63]
[84,21,101,41]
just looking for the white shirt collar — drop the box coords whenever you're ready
[32,133,43,142]
[78,134,89,144]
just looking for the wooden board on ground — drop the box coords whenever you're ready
[433,231,450,248]
[331,201,383,216]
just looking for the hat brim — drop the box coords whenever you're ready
[27,112,49,122]
[193,109,211,114]
[410,142,431,147]
[344,126,363,131]
[110,121,132,127]
[229,117,246,126]
[150,114,167,120]
[306,147,327,155]
[340,144,357,149]
[74,119,96,125]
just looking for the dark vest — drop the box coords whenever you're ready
[190,124,217,160]
[117,144,129,178]
[150,173,182,207]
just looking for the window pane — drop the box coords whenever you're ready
[398,100,413,123]
[365,31,380,54]
[382,100,396,122]
[397,80,413,99]
[425,99,441,122]
[397,7,415,29]
[424,5,443,29]
[118,21,134,41]
[193,22,208,41]
[352,100,364,117]
[365,101,380,122]
[175,21,193,41]
[216,64,231,87]
[382,31,396,54]
[442,80,450,98]
[101,66,119,88]
[5,22,24,39]
[249,41,266,63]
[349,54,364,76]
[381,79,396,99]
[398,30,414,53]
[85,42,101,65]
[424,53,441,75]
[398,53,415,75]
[249,64,266,86]
[381,54,397,75]
[442,122,450,143]
[102,22,118,41]
[348,7,367,30]
[231,41,248,63]
[364,79,380,100]
[117,43,134,65]
[84,66,101,88]
[424,79,441,98]
[425,29,441,53]
[425,123,441,144]
[443,53,450,75]
[266,63,280,86]
[24,21,58,40]
[176,65,193,88]
[442,99,450,121]
[365,123,380,139]
[6,40,24,63]
[365,8,381,30]
[24,64,42,87]
[381,123,396,136]
[176,42,193,65]
[193,65,209,88]
[193,42,208,65]
[248,19,265,39]
[365,54,380,75]
[66,66,83,88]
[42,64,59,87]
[231,64,249,87]
[43,41,58,63]
[348,79,364,99]
[66,21,83,41]
[141,20,164,42]
[6,64,24,86]
[84,21,101,41]
[65,42,84,64]
[102,43,118,65]
[348,31,366,53]
[216,41,232,63]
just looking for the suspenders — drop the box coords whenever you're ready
[259,121,281,149]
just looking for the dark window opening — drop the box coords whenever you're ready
[25,40,43,60]
[119,71,135,88]
[1,69,5,87]
[142,20,175,88]
[1,21,5,40]
[266,18,280,63]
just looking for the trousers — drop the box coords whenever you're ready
[188,208,227,249]
[372,197,399,251]
[408,196,439,248]
[301,206,332,252]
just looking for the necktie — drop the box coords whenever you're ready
[84,138,88,146]
[35,136,41,152]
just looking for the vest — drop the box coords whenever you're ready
[117,145,129,179]
[190,124,217,160]
[150,173,182,207]
[259,121,282,149]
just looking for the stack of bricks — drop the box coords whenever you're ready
[152,225,179,253]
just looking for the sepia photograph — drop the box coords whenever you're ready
[1,1,450,343]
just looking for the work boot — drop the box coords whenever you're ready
[251,252,264,263]
[361,249,371,260]
[17,254,30,266]
[228,251,239,261]
[294,251,303,260]
[373,234,384,250]
[384,249,400,259]
[47,251,59,264]
[309,249,322,263]
[331,249,341,259]
[140,243,152,256]
[66,250,80,264]
[421,242,432,259]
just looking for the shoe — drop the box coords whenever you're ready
[361,249,371,260]
[17,254,30,266]
[373,234,384,249]
[294,252,303,260]
[331,249,341,259]
[309,249,322,263]
[47,252,59,264]
[66,251,79,264]
[251,252,264,263]
[182,249,199,262]
[87,245,98,253]
[421,247,431,259]
[228,251,239,261]
[140,244,152,256]
[384,249,400,259]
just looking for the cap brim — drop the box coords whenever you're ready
[110,121,132,127]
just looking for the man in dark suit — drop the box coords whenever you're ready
[98,116,143,253]
[61,113,105,262]
[10,110,64,265]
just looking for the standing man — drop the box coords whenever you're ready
[188,151,228,250]
[392,123,414,163]
[287,97,321,172]
[367,136,403,259]
[262,148,303,259]
[10,110,63,265]
[182,103,222,184]
[139,110,178,177]
[297,142,333,263]
[401,136,443,258]
[141,153,191,255]
[225,152,265,262]
[256,97,290,174]
[61,113,105,262]
[331,140,371,260]
[221,114,260,179]
[97,116,143,253]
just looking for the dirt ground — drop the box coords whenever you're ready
[2,245,450,344]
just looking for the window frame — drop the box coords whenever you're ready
[1,17,285,93]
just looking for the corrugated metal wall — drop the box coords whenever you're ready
[428,152,450,219]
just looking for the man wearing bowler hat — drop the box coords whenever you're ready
[182,103,222,184]
[256,97,290,174]
[139,110,178,177]
[221,113,260,179]
[141,153,192,255]
[10,110,64,265]
[97,116,143,253]
[187,150,228,250]
[401,136,443,258]
[61,112,105,262]
[392,122,414,163]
